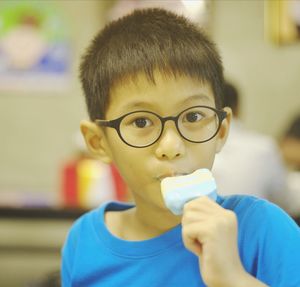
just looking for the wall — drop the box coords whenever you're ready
[211,0,300,136]
[0,1,107,199]
[0,0,299,199]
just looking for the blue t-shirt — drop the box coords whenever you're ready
[61,195,300,287]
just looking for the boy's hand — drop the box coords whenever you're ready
[181,196,246,287]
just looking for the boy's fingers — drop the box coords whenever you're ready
[183,196,220,213]
[182,223,204,256]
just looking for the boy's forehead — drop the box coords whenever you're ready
[112,70,209,90]
[108,70,215,114]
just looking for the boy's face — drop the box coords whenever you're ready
[82,71,231,211]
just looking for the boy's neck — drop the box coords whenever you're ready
[134,201,181,235]
[107,200,181,241]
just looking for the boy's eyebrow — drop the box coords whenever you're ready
[120,94,213,113]
[121,101,156,111]
[180,94,214,105]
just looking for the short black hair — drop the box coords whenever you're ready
[223,82,239,116]
[80,8,224,121]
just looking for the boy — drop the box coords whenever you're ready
[62,8,300,287]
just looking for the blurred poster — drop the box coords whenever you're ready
[0,1,71,91]
[265,0,300,44]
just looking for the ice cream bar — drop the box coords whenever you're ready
[161,168,217,215]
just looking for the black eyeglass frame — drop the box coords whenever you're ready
[95,105,227,148]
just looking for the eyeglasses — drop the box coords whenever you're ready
[95,106,227,148]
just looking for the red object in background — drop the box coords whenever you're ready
[62,160,128,208]
[110,164,128,202]
[62,160,79,207]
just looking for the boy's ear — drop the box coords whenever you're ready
[80,120,112,164]
[215,107,232,153]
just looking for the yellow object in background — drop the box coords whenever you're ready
[77,159,115,209]
[265,0,300,44]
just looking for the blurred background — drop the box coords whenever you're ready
[0,0,299,286]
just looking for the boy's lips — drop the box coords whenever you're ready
[157,172,190,181]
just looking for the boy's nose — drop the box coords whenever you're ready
[155,124,186,160]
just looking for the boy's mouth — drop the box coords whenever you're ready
[157,172,190,182]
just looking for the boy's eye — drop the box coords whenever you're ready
[132,118,152,128]
[184,112,203,123]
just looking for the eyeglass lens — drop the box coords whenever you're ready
[119,107,220,147]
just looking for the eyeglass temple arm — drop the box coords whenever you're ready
[95,119,119,128]
[219,110,227,121]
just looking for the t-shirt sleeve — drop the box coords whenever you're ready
[241,200,300,287]
[61,220,80,287]
[61,232,73,287]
